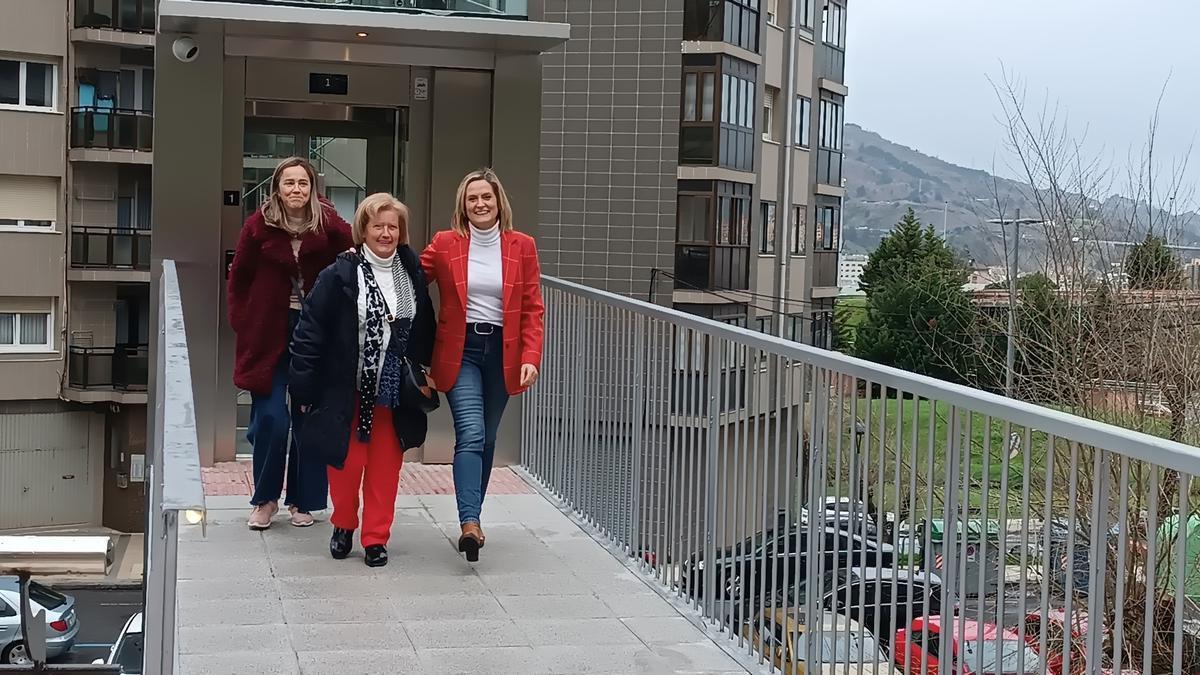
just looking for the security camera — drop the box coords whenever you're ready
[172,36,198,63]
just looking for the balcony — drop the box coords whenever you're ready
[65,343,149,404]
[73,0,156,45]
[147,262,1200,674]
[673,245,750,292]
[819,43,846,84]
[69,107,153,162]
[69,226,151,281]
[816,147,843,187]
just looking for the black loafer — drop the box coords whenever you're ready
[364,544,388,567]
[330,528,354,560]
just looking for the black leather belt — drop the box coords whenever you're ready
[468,322,500,335]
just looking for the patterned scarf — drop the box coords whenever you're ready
[357,252,416,442]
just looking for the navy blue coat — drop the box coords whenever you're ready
[289,247,436,470]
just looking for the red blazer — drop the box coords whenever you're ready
[420,229,545,396]
[227,204,353,394]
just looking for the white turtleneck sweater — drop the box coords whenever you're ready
[356,245,414,391]
[466,224,504,325]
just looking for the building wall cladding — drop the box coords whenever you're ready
[532,0,682,299]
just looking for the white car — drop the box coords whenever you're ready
[0,577,80,665]
[94,611,142,674]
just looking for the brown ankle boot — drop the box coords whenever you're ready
[479,525,486,549]
[459,523,483,562]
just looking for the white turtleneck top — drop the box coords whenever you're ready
[466,224,504,325]
[356,245,415,391]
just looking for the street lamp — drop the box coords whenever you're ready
[852,419,866,505]
[986,209,1047,397]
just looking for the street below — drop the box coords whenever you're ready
[54,587,143,665]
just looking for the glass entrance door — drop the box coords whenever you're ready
[235,104,407,458]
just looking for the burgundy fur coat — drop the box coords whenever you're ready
[227,203,353,394]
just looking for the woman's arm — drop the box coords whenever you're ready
[289,262,343,407]
[518,237,545,373]
[419,234,440,285]
[226,223,258,333]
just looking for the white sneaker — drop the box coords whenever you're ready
[248,501,278,530]
[289,506,315,527]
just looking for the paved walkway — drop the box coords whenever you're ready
[178,490,755,674]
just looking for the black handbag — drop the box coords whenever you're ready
[399,357,440,414]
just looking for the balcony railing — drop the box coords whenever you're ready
[194,0,529,18]
[71,226,151,270]
[522,275,1200,675]
[68,343,149,390]
[70,107,153,152]
[75,0,155,32]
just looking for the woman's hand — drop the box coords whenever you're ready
[520,364,539,388]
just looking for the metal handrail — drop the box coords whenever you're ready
[540,275,1200,479]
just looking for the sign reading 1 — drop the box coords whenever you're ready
[310,73,349,96]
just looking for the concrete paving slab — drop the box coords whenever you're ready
[173,493,757,674]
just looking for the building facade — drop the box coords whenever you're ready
[837,252,866,295]
[0,0,151,531]
[533,0,848,348]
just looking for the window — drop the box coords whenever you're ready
[674,180,752,291]
[763,86,778,141]
[0,175,58,231]
[794,96,811,147]
[684,0,760,52]
[791,204,807,255]
[812,310,833,348]
[767,0,778,24]
[799,0,815,28]
[759,201,776,254]
[683,55,758,171]
[680,57,718,165]
[815,202,841,250]
[823,1,847,49]
[0,59,56,110]
[0,306,53,352]
[77,66,152,112]
[755,316,774,335]
[786,314,806,342]
[719,56,757,171]
[819,97,844,150]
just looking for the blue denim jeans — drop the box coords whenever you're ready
[248,310,328,512]
[447,328,511,525]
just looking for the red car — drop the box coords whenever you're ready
[893,616,1044,675]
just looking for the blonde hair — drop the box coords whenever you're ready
[261,157,324,234]
[352,192,410,247]
[450,168,514,236]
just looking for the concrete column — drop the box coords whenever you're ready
[151,30,226,467]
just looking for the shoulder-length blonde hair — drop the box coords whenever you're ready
[352,192,410,247]
[450,168,514,236]
[261,157,324,234]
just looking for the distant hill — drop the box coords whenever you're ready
[841,123,1200,267]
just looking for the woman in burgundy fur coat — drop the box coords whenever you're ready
[227,157,354,530]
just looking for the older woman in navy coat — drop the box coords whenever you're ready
[289,192,436,567]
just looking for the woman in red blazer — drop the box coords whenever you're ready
[421,168,544,561]
[227,157,354,531]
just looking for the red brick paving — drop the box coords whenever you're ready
[201,460,533,497]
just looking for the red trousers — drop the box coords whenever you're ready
[328,406,405,547]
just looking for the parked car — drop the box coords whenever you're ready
[829,567,943,651]
[680,524,895,609]
[0,577,80,665]
[893,616,1044,675]
[743,608,897,674]
[93,611,143,673]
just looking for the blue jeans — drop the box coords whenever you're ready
[447,328,511,525]
[248,310,328,512]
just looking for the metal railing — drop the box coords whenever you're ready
[70,107,153,152]
[68,344,149,390]
[521,275,1200,674]
[74,0,155,32]
[71,226,151,270]
[142,260,205,675]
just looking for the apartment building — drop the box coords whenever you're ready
[535,0,847,347]
[0,0,151,531]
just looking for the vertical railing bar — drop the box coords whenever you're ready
[888,387,904,675]
[977,413,991,673]
[1174,473,1189,675]
[1062,440,1081,675]
[1142,465,1160,675]
[728,341,748,641]
[1039,434,1057,668]
[703,333,720,621]
[775,355,796,667]
[919,401,936,675]
[1112,455,1130,671]
[788,353,808,659]
[961,412,981,675]
[681,327,696,606]
[629,312,646,558]
[667,325,682,598]
[764,351,785,659]
[938,405,960,672]
[1085,445,1108,675]
[1014,425,1033,675]
[712,336,729,627]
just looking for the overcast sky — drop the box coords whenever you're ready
[845,0,1200,201]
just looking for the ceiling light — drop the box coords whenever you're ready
[356,31,369,38]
